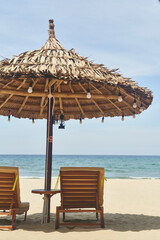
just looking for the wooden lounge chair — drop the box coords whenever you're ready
[0,167,29,230]
[55,167,105,228]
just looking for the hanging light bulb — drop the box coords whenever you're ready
[140,103,143,112]
[87,88,91,99]
[8,110,11,122]
[28,82,33,93]
[63,80,68,84]
[118,91,123,102]
[133,99,137,108]
[133,111,136,119]
[101,116,104,123]
[32,113,35,124]
[121,113,124,121]
[86,82,91,99]
[80,117,82,124]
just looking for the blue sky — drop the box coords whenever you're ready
[0,0,160,155]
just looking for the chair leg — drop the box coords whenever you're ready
[12,210,16,230]
[100,207,104,228]
[63,212,65,221]
[55,207,60,229]
[24,211,27,221]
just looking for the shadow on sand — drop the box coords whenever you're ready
[1,212,160,232]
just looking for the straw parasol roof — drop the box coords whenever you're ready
[0,20,152,121]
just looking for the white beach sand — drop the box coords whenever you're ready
[0,179,160,240]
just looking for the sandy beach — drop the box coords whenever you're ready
[0,178,160,240]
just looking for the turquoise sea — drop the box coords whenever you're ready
[0,155,160,179]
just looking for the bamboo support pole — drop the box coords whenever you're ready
[42,94,54,224]
[69,83,85,117]
[17,79,39,114]
[58,85,63,113]
[0,88,118,100]
[0,79,26,109]
[2,80,14,88]
[78,82,105,114]
[40,79,49,116]
[90,82,137,114]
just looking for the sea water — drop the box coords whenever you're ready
[0,155,159,179]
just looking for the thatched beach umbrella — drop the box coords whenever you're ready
[0,20,152,223]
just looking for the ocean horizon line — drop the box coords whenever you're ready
[0,154,160,157]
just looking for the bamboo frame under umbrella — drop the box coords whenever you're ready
[0,20,153,223]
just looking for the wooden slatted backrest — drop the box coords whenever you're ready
[60,167,104,207]
[60,168,100,209]
[0,167,21,210]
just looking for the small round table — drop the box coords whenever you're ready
[32,189,61,223]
